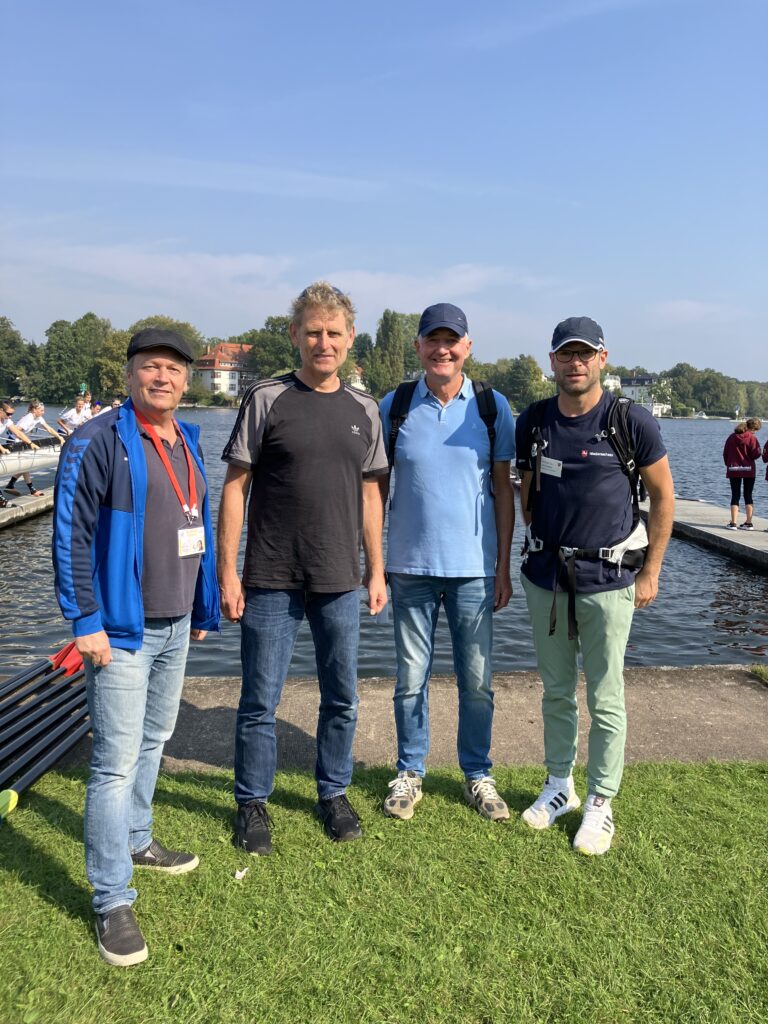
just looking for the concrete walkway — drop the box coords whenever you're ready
[671,498,768,571]
[0,491,53,530]
[161,666,768,774]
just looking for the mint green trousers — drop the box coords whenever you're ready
[522,575,636,798]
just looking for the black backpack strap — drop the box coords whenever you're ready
[387,380,418,472]
[472,380,498,492]
[524,398,550,514]
[605,396,645,526]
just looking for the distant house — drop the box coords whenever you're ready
[347,365,367,391]
[192,342,254,396]
[603,373,622,392]
[620,375,672,417]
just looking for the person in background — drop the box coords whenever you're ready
[762,427,768,531]
[111,399,122,409]
[723,418,761,530]
[57,395,91,435]
[4,400,62,496]
[90,399,103,415]
[1,401,42,496]
[378,303,515,823]
[52,328,219,967]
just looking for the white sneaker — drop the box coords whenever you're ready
[573,794,615,855]
[463,776,510,821]
[383,771,423,820]
[522,774,581,830]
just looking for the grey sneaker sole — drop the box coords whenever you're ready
[131,854,199,874]
[384,787,423,820]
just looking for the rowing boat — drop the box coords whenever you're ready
[0,445,62,478]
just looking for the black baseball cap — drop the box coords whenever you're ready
[126,328,194,363]
[550,316,605,352]
[418,303,469,338]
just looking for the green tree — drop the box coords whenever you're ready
[353,331,373,365]
[128,315,206,359]
[96,329,131,399]
[0,317,40,397]
[363,310,420,397]
[240,318,300,380]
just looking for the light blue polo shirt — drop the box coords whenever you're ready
[379,376,515,577]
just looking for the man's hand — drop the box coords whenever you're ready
[190,629,208,641]
[366,570,388,616]
[75,630,112,668]
[494,569,513,611]
[219,571,246,622]
[633,568,659,608]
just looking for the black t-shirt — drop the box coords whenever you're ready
[223,374,388,592]
[515,391,667,593]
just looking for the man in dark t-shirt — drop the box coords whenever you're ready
[218,281,388,854]
[515,316,674,856]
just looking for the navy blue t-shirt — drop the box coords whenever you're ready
[515,391,667,593]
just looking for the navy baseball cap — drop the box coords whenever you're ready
[418,303,469,338]
[127,328,194,363]
[550,316,605,352]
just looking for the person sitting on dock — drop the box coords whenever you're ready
[378,303,516,823]
[516,316,674,856]
[723,418,761,531]
[52,328,220,967]
[218,281,388,854]
[0,401,42,496]
[4,400,62,496]
[56,395,90,435]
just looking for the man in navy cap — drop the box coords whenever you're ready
[378,303,515,822]
[53,328,220,965]
[515,316,674,855]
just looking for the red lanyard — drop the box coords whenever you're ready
[134,409,198,522]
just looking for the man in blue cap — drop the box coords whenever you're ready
[378,303,516,822]
[515,316,674,855]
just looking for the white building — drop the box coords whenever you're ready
[620,375,672,417]
[192,343,254,396]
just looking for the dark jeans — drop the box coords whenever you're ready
[235,587,360,803]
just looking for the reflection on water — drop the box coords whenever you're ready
[1,411,766,675]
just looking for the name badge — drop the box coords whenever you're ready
[540,455,563,478]
[178,526,205,558]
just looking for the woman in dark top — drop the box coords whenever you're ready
[723,418,761,530]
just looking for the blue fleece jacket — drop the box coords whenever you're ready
[52,399,220,648]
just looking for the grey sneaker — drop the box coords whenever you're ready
[131,838,199,874]
[384,771,423,820]
[95,906,148,967]
[463,776,510,821]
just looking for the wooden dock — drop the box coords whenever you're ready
[0,491,54,530]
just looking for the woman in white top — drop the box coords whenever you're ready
[57,396,91,435]
[5,400,62,496]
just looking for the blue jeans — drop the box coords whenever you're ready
[389,574,495,779]
[236,587,360,804]
[84,615,190,915]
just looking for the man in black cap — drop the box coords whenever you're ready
[515,316,674,855]
[378,303,516,823]
[53,328,219,965]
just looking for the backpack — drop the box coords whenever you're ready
[386,378,499,476]
[522,394,648,640]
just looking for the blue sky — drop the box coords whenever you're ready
[1,0,764,374]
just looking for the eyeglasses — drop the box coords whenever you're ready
[554,348,600,364]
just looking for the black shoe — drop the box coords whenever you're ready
[95,906,148,967]
[315,794,363,842]
[234,800,273,855]
[131,838,199,874]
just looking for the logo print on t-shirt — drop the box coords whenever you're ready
[581,449,588,458]
[351,424,360,435]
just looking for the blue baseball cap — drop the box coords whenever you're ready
[418,303,469,338]
[550,316,605,352]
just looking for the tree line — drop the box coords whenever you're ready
[1,312,767,416]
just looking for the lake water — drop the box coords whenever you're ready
[2,408,767,676]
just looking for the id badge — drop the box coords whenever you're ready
[540,455,563,478]
[178,526,205,558]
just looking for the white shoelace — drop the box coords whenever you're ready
[469,777,500,802]
[388,774,420,798]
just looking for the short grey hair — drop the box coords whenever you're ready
[290,281,356,331]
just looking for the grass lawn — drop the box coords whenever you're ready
[1,762,766,1024]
